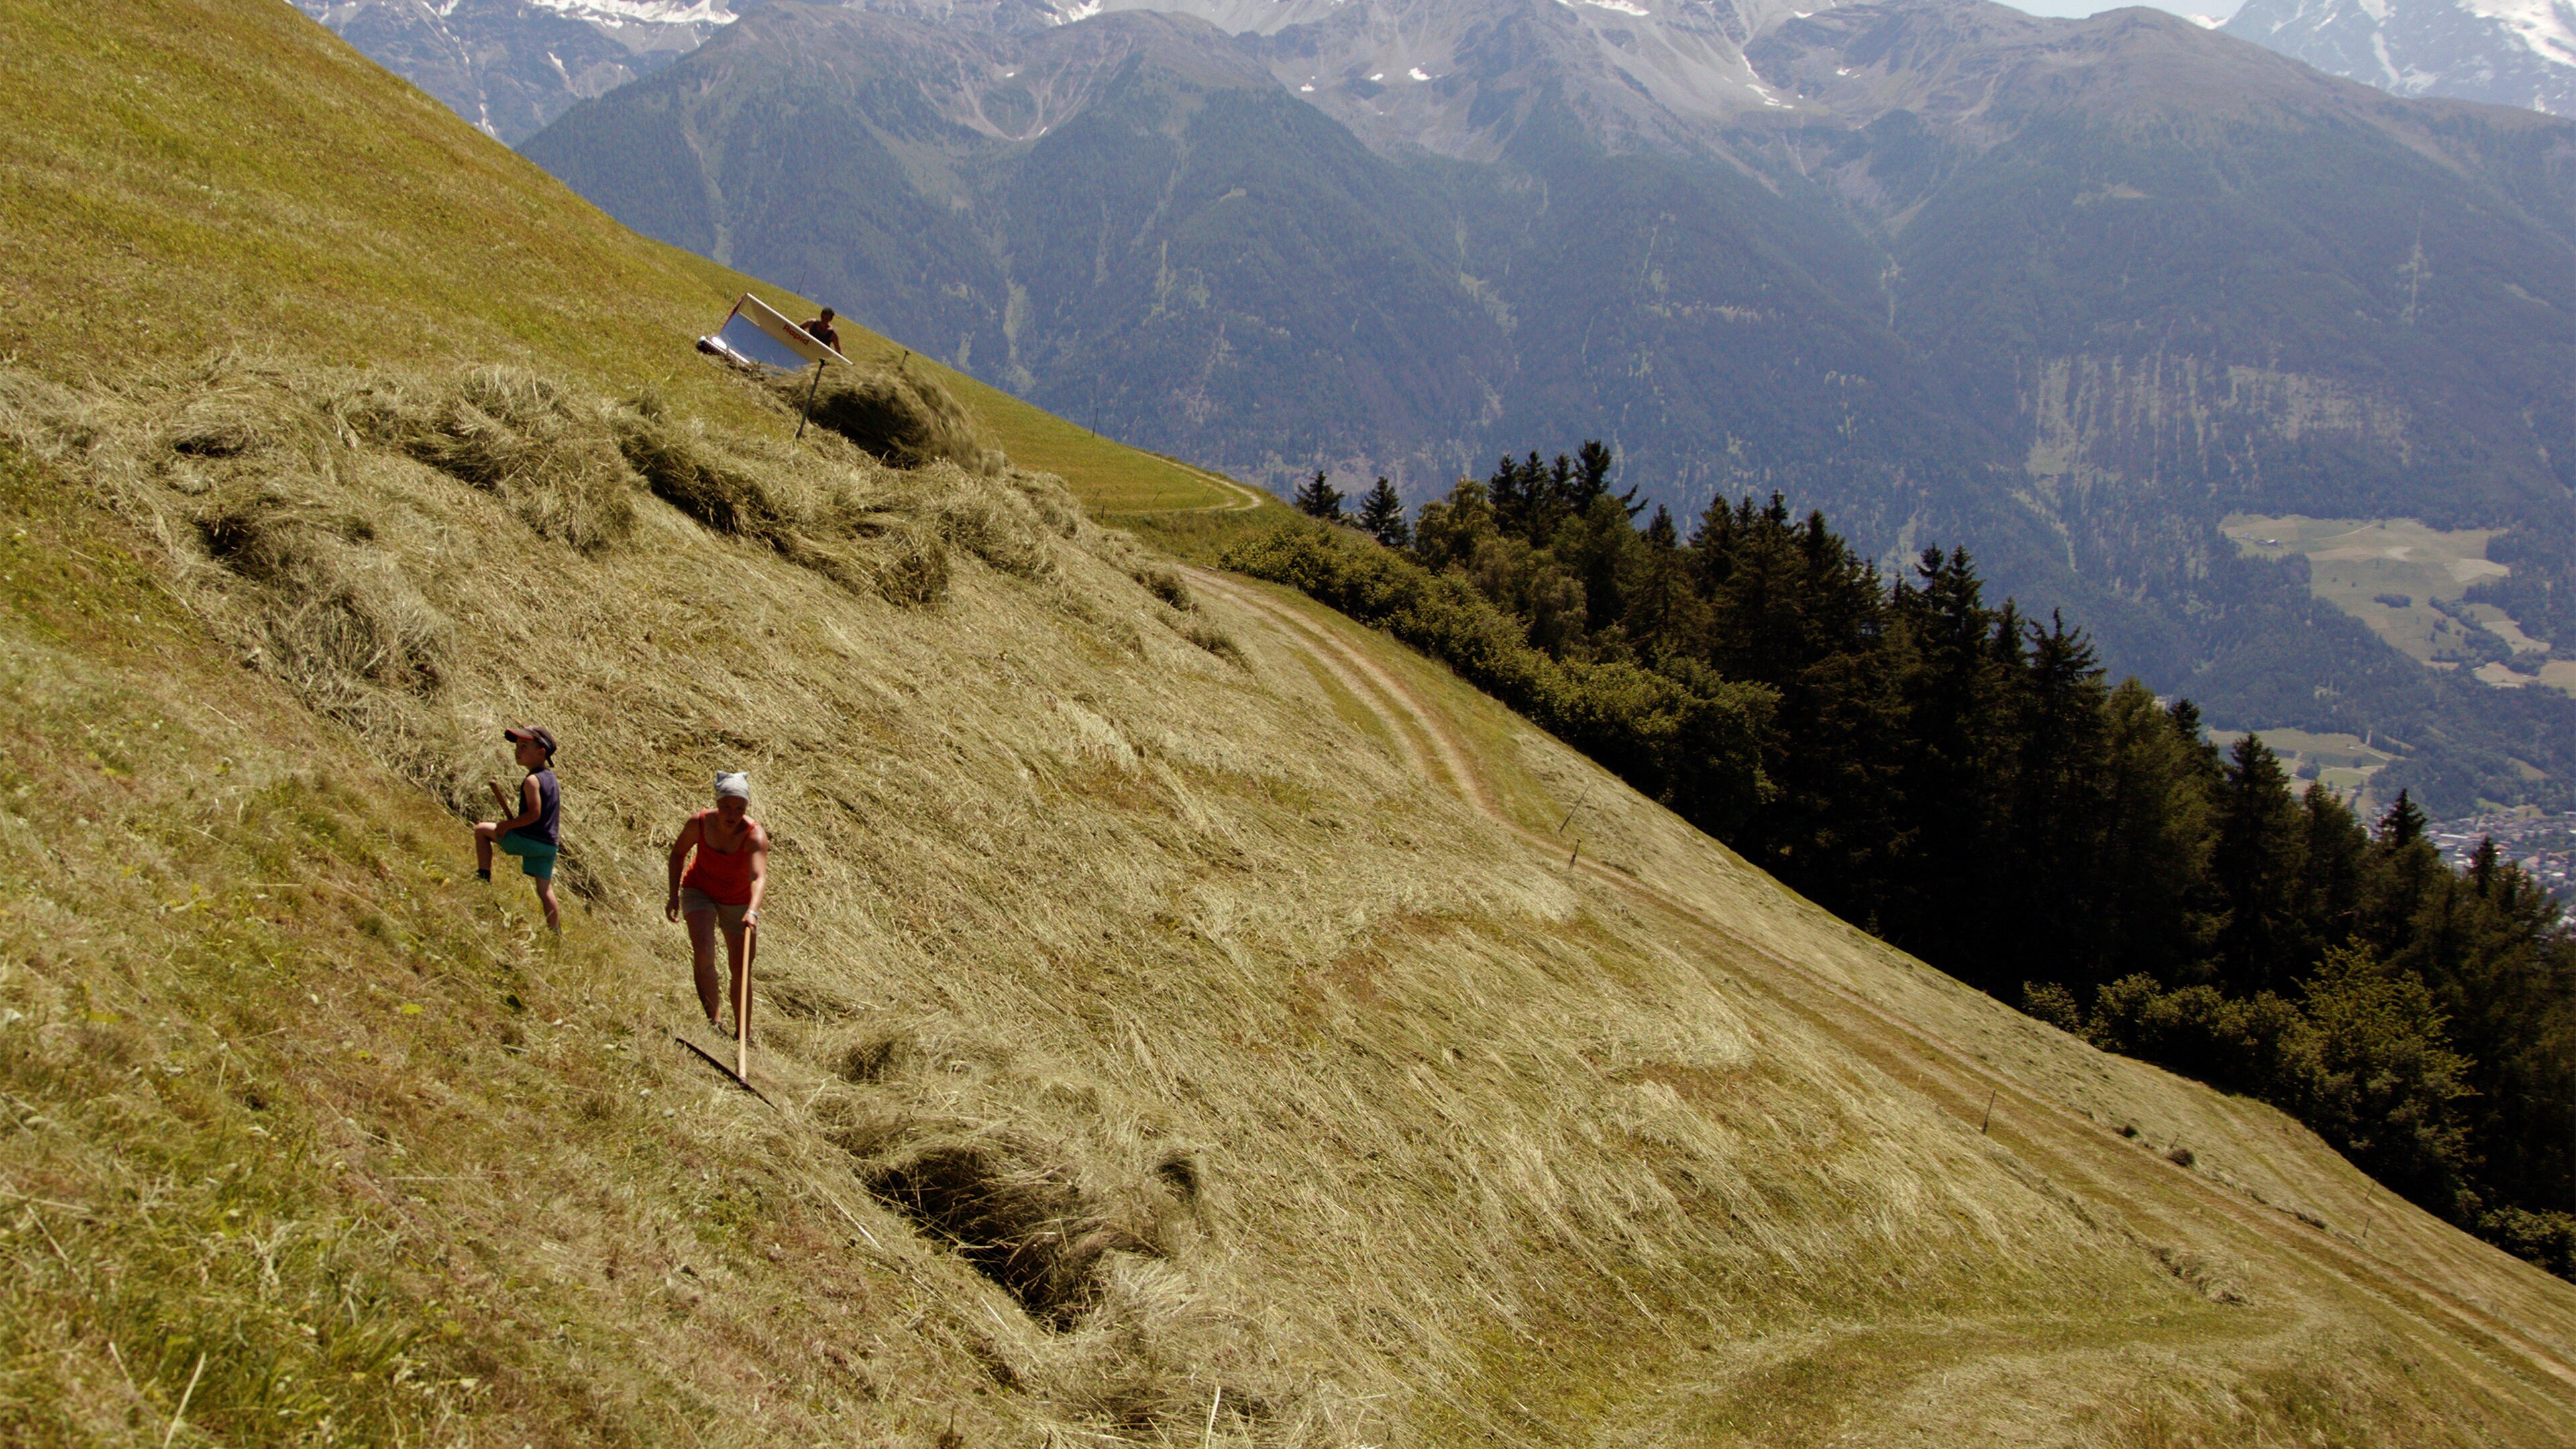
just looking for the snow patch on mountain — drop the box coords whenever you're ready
[296,0,737,142]
[517,0,736,25]
[2469,0,2576,64]
[2226,0,2576,114]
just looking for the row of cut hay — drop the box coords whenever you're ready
[0,359,477,793]
[0,354,1123,804]
[341,366,639,554]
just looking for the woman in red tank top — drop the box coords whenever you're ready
[666,773,769,1034]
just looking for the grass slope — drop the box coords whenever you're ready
[0,0,1252,519]
[0,3,2571,1447]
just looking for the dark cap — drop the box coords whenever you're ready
[503,724,557,757]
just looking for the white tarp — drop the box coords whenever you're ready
[699,292,850,371]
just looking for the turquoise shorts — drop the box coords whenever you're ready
[495,828,557,880]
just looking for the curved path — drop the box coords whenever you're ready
[1183,563,2576,1417]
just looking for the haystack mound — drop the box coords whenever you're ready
[776,360,1003,476]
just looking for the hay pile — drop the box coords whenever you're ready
[0,354,1157,805]
[774,358,1004,476]
[352,366,638,553]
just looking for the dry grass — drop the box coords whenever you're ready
[7,352,2575,1446]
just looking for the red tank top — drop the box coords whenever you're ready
[681,810,760,905]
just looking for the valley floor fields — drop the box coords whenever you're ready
[2223,514,2561,687]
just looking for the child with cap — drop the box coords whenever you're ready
[477,724,561,932]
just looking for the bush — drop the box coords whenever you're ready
[2021,981,2086,1034]
[2286,948,2474,1207]
[2477,1206,2576,1278]
[2085,950,2475,1212]
[1224,521,1773,831]
[2087,974,2306,1097]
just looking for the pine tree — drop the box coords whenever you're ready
[2365,789,2445,955]
[2004,610,2113,987]
[1293,469,1345,521]
[1566,439,1640,518]
[2211,734,2310,993]
[1355,476,1410,549]
[2298,784,2369,953]
[1888,547,2015,975]
[2092,680,2218,988]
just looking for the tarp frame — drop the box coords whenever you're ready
[724,292,851,368]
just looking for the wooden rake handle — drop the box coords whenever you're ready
[735,921,758,1081]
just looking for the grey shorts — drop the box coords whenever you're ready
[679,888,749,929]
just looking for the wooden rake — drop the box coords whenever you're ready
[671,919,773,1107]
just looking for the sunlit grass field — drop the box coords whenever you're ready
[0,0,1245,522]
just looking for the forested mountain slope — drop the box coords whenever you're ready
[11,2,2576,1446]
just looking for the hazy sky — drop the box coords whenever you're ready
[1998,0,2243,19]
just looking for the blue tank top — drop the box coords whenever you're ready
[525,768,560,845]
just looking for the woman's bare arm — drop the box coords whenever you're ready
[665,818,700,921]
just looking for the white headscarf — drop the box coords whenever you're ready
[714,772,751,802]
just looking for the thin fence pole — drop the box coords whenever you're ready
[796,359,824,441]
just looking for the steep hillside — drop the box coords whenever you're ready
[6,2,2576,1446]
[0,0,1238,517]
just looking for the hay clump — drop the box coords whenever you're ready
[613,399,956,607]
[778,362,1002,475]
[934,483,1057,582]
[189,479,462,785]
[349,367,638,553]
[196,483,452,700]
[613,400,802,539]
[1130,562,1193,611]
[1182,620,1246,667]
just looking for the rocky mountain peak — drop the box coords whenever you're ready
[296,0,741,141]
[2224,0,2576,114]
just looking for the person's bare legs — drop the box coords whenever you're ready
[473,820,497,875]
[685,908,724,1027]
[533,877,560,933]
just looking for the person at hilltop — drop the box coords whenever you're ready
[476,725,561,933]
[801,307,840,355]
[667,773,770,1036]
